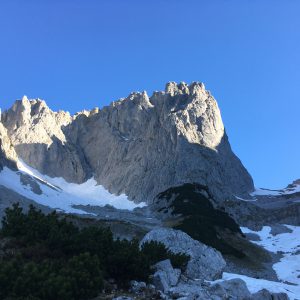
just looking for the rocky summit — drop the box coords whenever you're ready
[1,82,253,203]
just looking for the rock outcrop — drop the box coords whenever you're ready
[2,96,89,182]
[140,227,226,281]
[208,279,252,299]
[152,259,181,293]
[0,122,18,171]
[251,289,289,300]
[2,82,254,203]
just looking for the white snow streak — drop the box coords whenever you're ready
[0,161,146,214]
[251,184,300,196]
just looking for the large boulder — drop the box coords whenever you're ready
[140,228,226,280]
[168,282,211,300]
[209,279,252,300]
[250,289,289,300]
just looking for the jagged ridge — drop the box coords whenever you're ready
[1,82,254,203]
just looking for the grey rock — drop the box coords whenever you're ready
[250,289,289,300]
[209,279,252,299]
[112,297,133,300]
[2,96,90,183]
[153,259,181,292]
[140,228,226,280]
[153,270,170,293]
[0,185,53,226]
[129,280,146,294]
[168,281,211,299]
[270,224,293,236]
[19,173,42,195]
[157,291,169,300]
[2,82,254,203]
[226,191,300,229]
[243,232,261,241]
[0,122,18,171]
[147,283,156,290]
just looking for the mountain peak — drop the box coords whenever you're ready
[21,95,29,103]
[1,83,254,202]
[165,81,206,96]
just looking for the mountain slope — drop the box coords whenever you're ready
[2,82,254,203]
[0,160,145,214]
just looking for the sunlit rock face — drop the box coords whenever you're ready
[2,82,254,203]
[2,96,89,183]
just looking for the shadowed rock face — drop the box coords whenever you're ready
[0,123,18,171]
[2,82,254,203]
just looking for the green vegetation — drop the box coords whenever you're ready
[0,203,189,300]
[158,183,245,258]
[141,240,189,269]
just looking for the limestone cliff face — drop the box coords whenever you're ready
[2,82,254,202]
[0,122,18,171]
[2,96,90,182]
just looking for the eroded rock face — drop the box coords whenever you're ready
[2,96,90,183]
[2,82,254,203]
[0,122,18,171]
[140,227,226,281]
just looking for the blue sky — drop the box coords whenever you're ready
[0,0,299,189]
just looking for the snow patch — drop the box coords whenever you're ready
[220,272,300,300]
[251,184,300,196]
[235,196,256,202]
[0,161,146,214]
[212,225,300,299]
[241,225,300,287]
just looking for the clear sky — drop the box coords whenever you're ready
[0,0,299,189]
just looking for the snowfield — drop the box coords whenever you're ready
[0,161,146,214]
[241,226,300,286]
[216,225,300,299]
[221,272,300,299]
[251,183,300,197]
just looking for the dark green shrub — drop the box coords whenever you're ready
[0,254,103,300]
[107,239,150,286]
[141,240,189,270]
[0,203,189,299]
[157,183,245,258]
